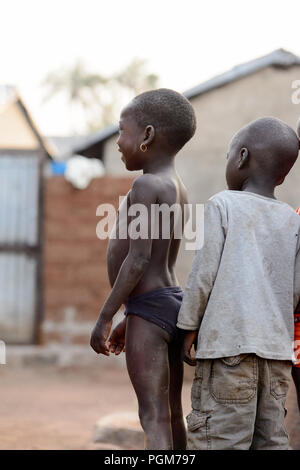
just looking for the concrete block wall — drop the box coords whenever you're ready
[41,176,134,346]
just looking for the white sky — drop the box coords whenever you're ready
[3,0,300,135]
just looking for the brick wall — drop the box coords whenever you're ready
[41,176,134,346]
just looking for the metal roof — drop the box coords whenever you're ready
[0,85,54,159]
[0,85,17,110]
[47,135,90,160]
[184,48,300,100]
[73,124,118,158]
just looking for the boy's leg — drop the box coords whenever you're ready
[187,355,258,450]
[125,314,173,450]
[251,358,291,450]
[168,340,186,450]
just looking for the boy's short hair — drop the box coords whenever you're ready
[236,117,300,181]
[131,88,196,152]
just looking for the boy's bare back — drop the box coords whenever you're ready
[107,172,188,296]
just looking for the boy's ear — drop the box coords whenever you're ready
[276,176,285,186]
[238,147,249,169]
[296,118,300,140]
[143,125,155,147]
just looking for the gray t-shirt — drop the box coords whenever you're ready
[177,190,300,360]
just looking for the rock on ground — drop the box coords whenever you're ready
[94,412,144,450]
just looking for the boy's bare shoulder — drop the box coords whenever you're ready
[132,173,162,189]
[130,173,185,205]
[129,174,162,203]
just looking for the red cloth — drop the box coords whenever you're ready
[294,207,300,367]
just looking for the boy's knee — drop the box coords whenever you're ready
[139,406,170,430]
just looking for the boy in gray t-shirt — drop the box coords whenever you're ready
[177,117,300,450]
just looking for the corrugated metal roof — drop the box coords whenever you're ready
[70,124,118,160]
[0,84,54,159]
[47,135,91,160]
[0,85,17,110]
[184,48,300,100]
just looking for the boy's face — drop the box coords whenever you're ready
[117,105,146,171]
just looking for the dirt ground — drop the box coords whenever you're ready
[0,360,299,450]
[0,360,192,450]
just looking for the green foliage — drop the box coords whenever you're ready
[41,59,159,134]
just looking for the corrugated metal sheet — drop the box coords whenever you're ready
[0,154,39,343]
[0,156,39,245]
[0,253,36,343]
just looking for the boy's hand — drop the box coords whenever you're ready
[108,317,127,355]
[181,330,198,366]
[90,319,112,356]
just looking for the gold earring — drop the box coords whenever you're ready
[140,143,147,152]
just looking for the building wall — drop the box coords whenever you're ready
[41,176,134,346]
[102,65,300,285]
[176,65,300,283]
[0,102,38,149]
[177,65,300,208]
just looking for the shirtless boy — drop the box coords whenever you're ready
[90,89,196,450]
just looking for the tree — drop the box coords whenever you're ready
[42,60,107,134]
[41,58,159,134]
[114,58,159,95]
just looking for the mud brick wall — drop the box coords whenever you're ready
[41,176,134,345]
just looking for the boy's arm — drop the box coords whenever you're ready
[90,174,158,355]
[177,200,226,331]
[181,330,198,366]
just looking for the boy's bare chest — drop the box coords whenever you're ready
[110,193,130,243]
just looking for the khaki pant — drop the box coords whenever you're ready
[187,354,291,450]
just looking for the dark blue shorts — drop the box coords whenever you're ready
[124,286,183,340]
